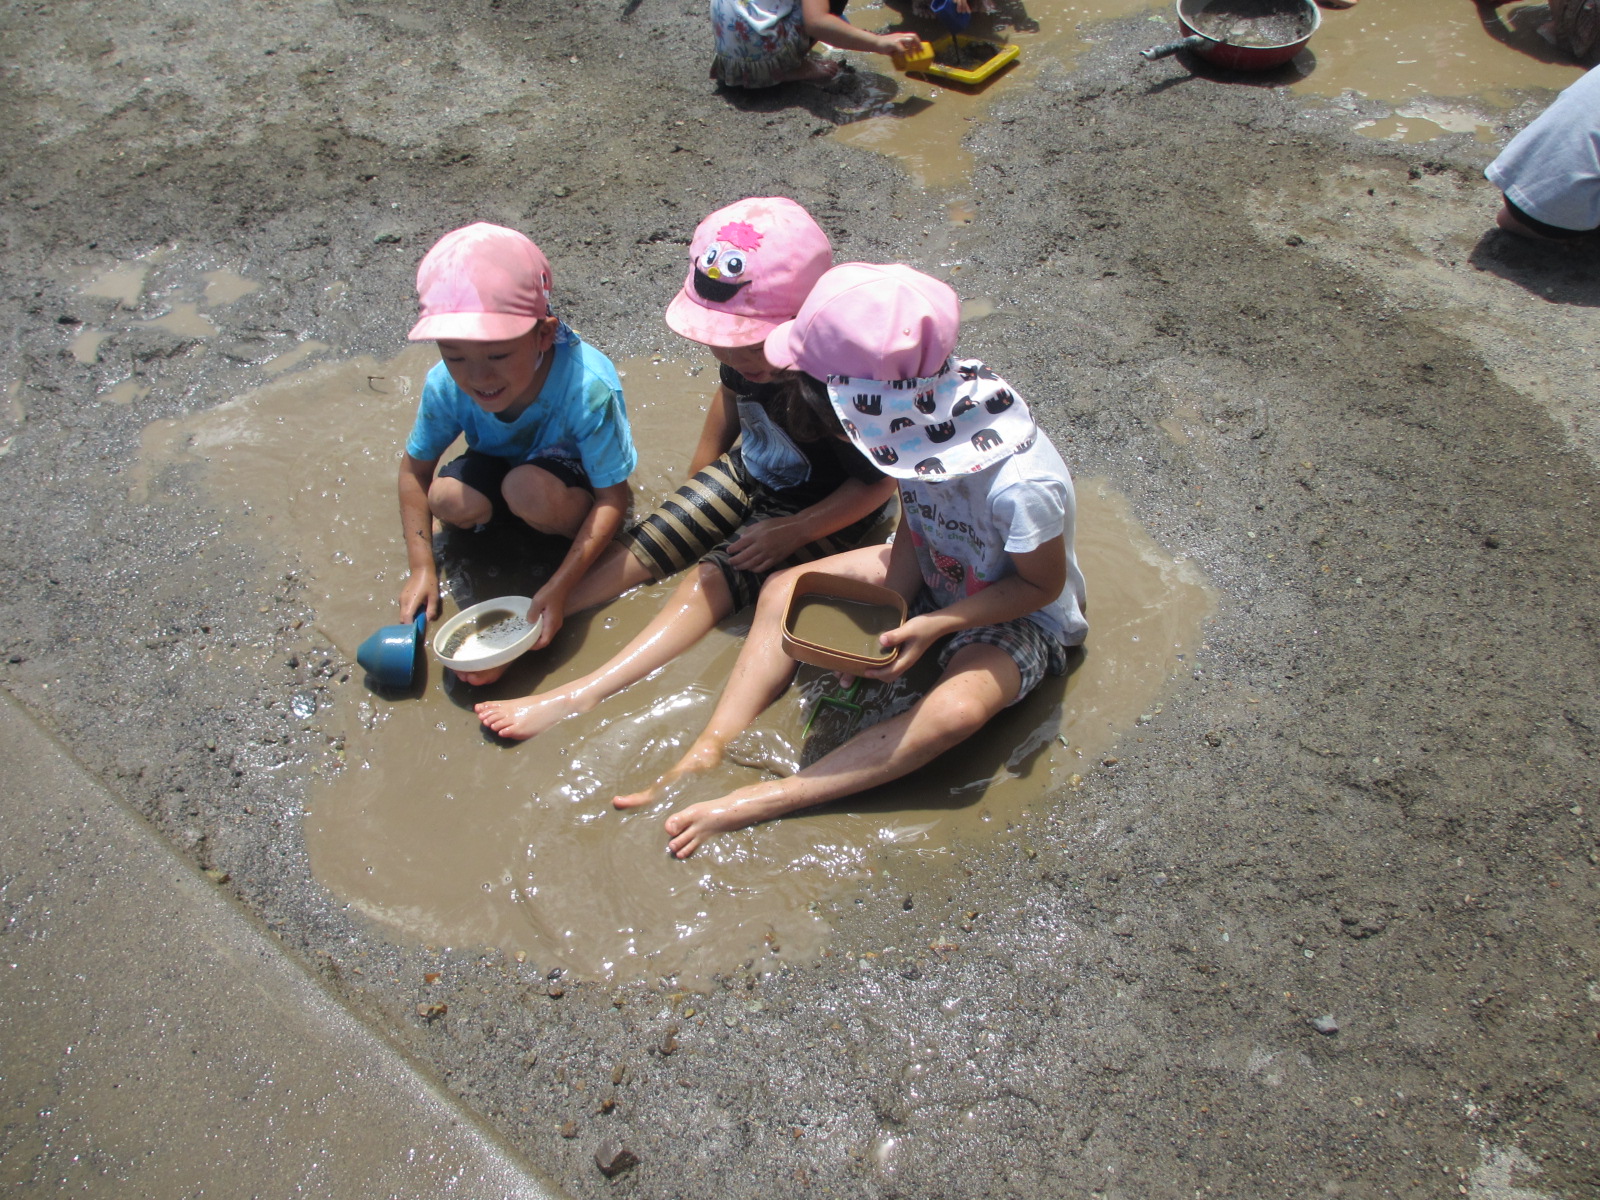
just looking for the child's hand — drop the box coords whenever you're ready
[525,584,567,652]
[726,517,805,573]
[880,30,926,56]
[399,569,440,622]
[861,614,940,683]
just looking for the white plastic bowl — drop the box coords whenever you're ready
[429,596,542,672]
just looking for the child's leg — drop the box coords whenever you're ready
[475,563,736,740]
[613,545,894,809]
[662,641,1020,857]
[502,462,594,538]
[564,541,657,612]
[427,475,495,529]
[429,450,511,529]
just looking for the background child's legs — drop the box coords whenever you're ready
[661,641,1021,857]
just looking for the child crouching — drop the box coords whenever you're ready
[613,263,1088,858]
[396,223,636,681]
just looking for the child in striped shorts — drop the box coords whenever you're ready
[474,198,894,740]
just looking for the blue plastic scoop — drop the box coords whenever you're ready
[357,611,427,689]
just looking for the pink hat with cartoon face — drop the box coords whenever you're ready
[408,223,553,342]
[664,197,832,348]
[762,262,959,382]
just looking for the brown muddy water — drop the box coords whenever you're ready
[838,0,1584,186]
[134,336,1212,985]
[787,594,903,660]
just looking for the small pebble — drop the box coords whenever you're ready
[594,1136,638,1177]
[1310,1014,1339,1035]
[559,1120,578,1138]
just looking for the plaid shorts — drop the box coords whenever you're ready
[620,448,884,609]
[910,589,1073,705]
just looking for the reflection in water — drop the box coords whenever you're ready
[136,345,1212,983]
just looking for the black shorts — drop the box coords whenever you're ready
[1503,194,1591,240]
[437,449,591,524]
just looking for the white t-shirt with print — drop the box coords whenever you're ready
[898,429,1088,645]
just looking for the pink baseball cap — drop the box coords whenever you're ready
[408,223,553,342]
[663,197,832,348]
[762,263,959,382]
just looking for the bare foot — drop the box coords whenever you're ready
[775,56,842,84]
[475,691,580,740]
[454,664,509,687]
[613,740,725,810]
[663,781,790,858]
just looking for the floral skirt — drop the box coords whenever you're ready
[710,0,813,88]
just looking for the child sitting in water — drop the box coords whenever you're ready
[396,223,636,676]
[473,197,895,731]
[613,263,1089,858]
[711,0,924,87]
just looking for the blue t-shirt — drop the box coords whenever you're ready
[405,327,637,489]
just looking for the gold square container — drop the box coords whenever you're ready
[780,572,908,674]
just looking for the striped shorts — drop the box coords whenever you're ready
[620,448,884,610]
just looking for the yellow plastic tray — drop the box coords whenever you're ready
[916,34,1019,86]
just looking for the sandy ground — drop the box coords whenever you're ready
[2,0,1598,1196]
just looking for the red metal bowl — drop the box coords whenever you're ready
[1143,0,1320,71]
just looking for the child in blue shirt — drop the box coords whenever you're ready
[397,223,636,670]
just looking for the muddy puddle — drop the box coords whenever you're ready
[134,336,1212,985]
[836,0,1585,187]
[1294,0,1585,107]
[835,0,1167,189]
[68,258,262,369]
